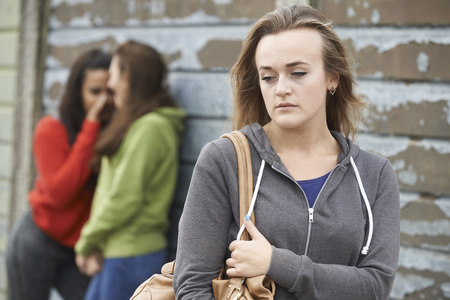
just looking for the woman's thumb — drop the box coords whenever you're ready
[244,214,262,240]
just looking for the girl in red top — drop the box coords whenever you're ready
[6,49,114,300]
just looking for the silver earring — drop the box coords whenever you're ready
[329,87,336,95]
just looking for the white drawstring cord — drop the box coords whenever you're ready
[236,157,372,255]
[350,156,373,255]
[237,160,266,240]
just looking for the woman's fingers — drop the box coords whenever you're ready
[226,216,273,278]
[86,95,107,121]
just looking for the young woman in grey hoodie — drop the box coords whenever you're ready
[173,5,400,300]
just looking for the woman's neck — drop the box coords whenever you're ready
[263,122,342,180]
[263,122,339,157]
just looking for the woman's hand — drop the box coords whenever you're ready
[76,251,103,276]
[226,216,273,278]
[85,95,108,122]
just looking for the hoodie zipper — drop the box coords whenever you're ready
[272,163,340,256]
[303,165,339,255]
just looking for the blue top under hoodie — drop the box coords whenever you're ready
[174,123,400,300]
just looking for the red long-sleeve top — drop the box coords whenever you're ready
[28,116,100,247]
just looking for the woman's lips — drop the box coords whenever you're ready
[276,103,297,110]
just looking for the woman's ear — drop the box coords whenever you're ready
[121,70,130,90]
[121,70,130,82]
[328,72,340,90]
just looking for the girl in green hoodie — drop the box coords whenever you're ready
[75,40,185,300]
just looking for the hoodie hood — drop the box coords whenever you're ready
[154,106,186,147]
[241,122,374,256]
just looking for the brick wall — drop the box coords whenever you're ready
[6,0,450,299]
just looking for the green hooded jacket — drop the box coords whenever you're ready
[75,107,185,258]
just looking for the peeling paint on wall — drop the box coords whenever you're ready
[213,0,233,4]
[400,220,450,236]
[347,6,356,18]
[419,243,450,253]
[46,26,249,69]
[50,0,275,27]
[399,192,420,209]
[351,42,449,81]
[399,247,450,277]
[322,0,450,26]
[358,80,450,119]
[435,198,450,218]
[336,27,450,53]
[276,0,309,8]
[357,134,450,195]
[370,8,379,24]
[52,0,92,5]
[421,139,450,154]
[168,72,232,118]
[442,282,450,298]
[357,134,410,157]
[417,51,429,73]
[42,68,70,117]
[391,273,435,299]
[397,169,418,186]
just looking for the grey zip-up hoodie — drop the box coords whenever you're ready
[174,123,400,300]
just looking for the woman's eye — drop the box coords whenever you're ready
[261,76,274,82]
[292,72,307,77]
[90,88,101,95]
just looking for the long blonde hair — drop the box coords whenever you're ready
[230,5,366,139]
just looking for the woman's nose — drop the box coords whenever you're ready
[275,77,292,96]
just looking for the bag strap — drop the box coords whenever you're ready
[221,131,254,241]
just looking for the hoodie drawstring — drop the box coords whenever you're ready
[237,160,266,241]
[237,157,373,256]
[350,156,373,255]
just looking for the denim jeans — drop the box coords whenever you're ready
[84,249,167,300]
[6,209,90,300]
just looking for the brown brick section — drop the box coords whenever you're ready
[364,100,450,138]
[389,146,450,196]
[47,37,118,67]
[345,41,450,81]
[197,40,242,69]
[320,0,450,26]
[52,0,276,26]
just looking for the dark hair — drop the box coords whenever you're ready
[93,40,176,161]
[58,49,111,144]
[230,5,366,139]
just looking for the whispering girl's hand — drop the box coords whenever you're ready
[85,95,108,122]
[226,215,273,278]
[76,251,103,276]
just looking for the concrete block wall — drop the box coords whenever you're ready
[0,0,21,298]
[6,0,450,299]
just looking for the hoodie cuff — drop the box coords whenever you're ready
[74,238,95,257]
[82,119,101,134]
[266,247,304,290]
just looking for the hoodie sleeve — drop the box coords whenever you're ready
[32,117,100,207]
[267,159,400,300]
[173,140,235,300]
